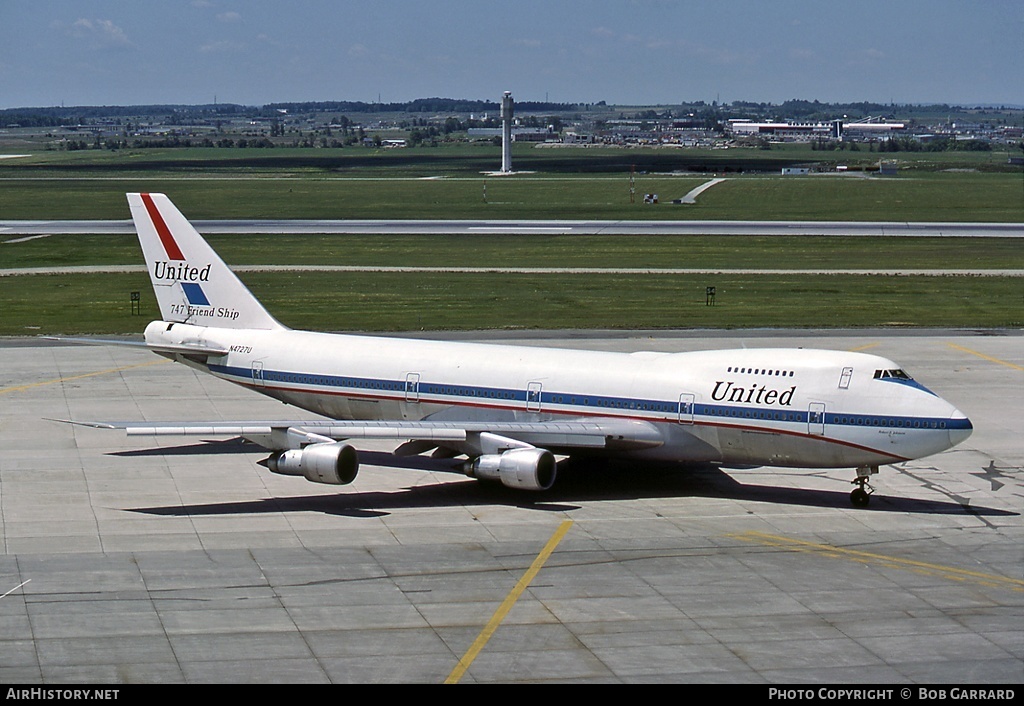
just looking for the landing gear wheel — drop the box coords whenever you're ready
[849,465,878,507]
[850,486,871,506]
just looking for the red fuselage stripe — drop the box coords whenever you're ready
[223,373,911,463]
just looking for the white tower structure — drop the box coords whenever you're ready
[500,91,514,173]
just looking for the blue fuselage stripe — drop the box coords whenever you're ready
[207,363,969,432]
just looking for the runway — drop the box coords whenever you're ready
[5,265,1022,277]
[0,331,1021,684]
[1,219,1022,237]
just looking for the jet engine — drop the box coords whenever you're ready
[260,442,359,485]
[465,447,556,491]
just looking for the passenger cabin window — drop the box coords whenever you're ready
[726,366,794,377]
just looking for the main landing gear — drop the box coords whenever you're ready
[850,465,878,506]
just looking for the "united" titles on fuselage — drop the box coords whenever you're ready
[711,381,796,406]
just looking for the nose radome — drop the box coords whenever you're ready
[948,409,973,448]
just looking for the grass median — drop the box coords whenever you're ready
[3,233,1021,270]
[3,271,1019,335]
[0,171,1021,222]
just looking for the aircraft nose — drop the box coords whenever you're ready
[947,409,973,448]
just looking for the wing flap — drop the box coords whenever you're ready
[126,425,274,436]
[55,417,664,452]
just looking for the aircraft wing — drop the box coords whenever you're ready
[55,417,665,454]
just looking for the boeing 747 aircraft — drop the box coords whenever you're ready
[68,193,973,506]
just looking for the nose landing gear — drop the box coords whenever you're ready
[850,465,878,506]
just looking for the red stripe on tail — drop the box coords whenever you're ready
[140,193,185,261]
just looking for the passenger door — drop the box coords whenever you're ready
[808,402,826,436]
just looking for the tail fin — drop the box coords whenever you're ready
[128,193,284,330]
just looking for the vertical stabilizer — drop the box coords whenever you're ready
[128,193,284,330]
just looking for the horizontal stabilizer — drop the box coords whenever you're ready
[146,341,230,357]
[43,336,148,349]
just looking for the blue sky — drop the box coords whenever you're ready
[2,1,1021,109]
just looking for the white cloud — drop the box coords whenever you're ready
[217,12,242,23]
[69,19,134,50]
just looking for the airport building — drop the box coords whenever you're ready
[841,121,907,140]
[466,126,558,142]
[728,119,905,142]
[728,120,834,141]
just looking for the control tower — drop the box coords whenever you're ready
[501,91,514,173]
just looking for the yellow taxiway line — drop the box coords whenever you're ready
[730,531,1023,592]
[946,343,1023,371]
[0,359,168,396]
[446,520,574,684]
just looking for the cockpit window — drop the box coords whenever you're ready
[874,369,913,380]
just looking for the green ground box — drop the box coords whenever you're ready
[1,145,1021,333]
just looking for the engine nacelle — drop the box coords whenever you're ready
[466,448,556,491]
[261,442,359,485]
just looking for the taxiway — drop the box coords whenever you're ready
[0,331,1020,683]
[1,219,1022,237]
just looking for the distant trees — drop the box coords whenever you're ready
[408,126,441,146]
[23,98,1010,155]
[260,98,586,115]
[810,136,993,153]
[876,136,992,152]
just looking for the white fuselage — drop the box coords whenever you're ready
[146,321,972,469]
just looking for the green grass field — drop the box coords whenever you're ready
[2,270,1020,335]
[4,141,1020,175]
[1,143,1022,221]
[2,233,1022,270]
[0,172,1020,221]
[0,144,1020,334]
